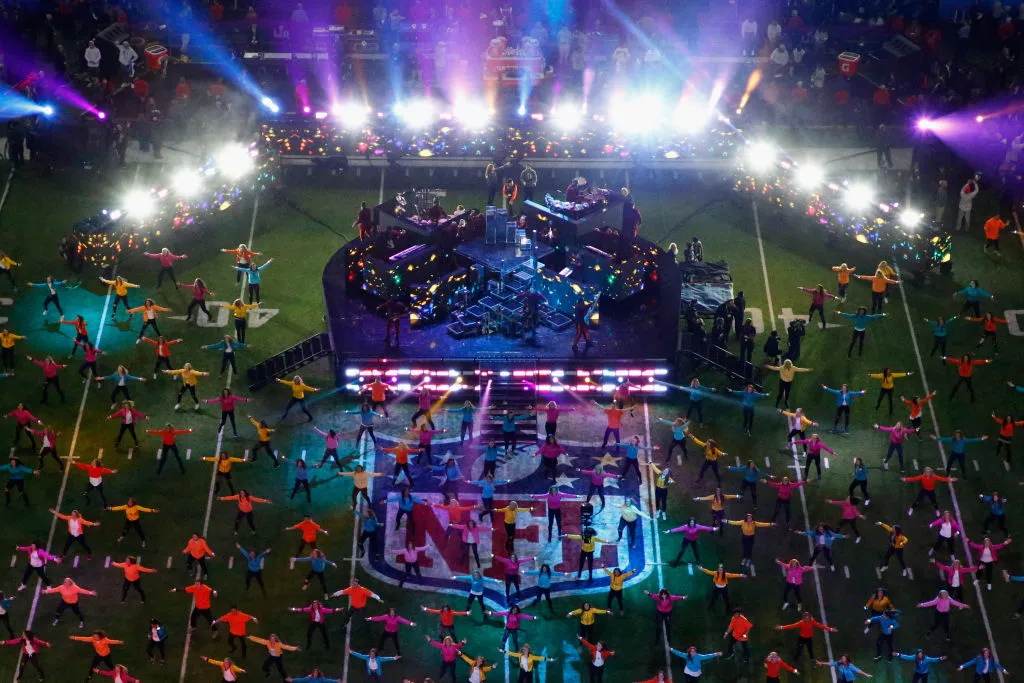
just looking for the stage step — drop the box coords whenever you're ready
[678,333,765,390]
[478,359,539,450]
[246,332,333,391]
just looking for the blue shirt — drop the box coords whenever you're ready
[454,574,492,594]
[727,466,764,483]
[898,654,941,674]
[388,493,425,512]
[449,406,476,423]
[347,408,380,426]
[824,386,866,407]
[731,390,769,408]
[0,464,33,480]
[670,651,718,675]
[828,662,864,682]
[291,677,340,683]
[868,615,899,634]
[688,386,711,402]
[624,444,651,461]
[349,652,397,675]
[237,262,271,284]
[524,569,554,588]
[206,340,248,352]
[658,419,689,440]
[853,465,868,482]
[481,445,502,462]
[501,415,529,432]
[937,436,984,455]
[468,479,509,499]
[432,462,462,482]
[805,530,844,547]
[926,319,955,337]
[981,496,1005,515]
[294,555,335,573]
[960,657,1005,675]
[955,286,992,302]
[238,547,268,572]
[294,466,309,482]
[839,311,884,330]
[355,511,381,532]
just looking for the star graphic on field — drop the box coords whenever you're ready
[603,476,621,489]
[553,474,579,489]
[596,452,622,468]
[556,452,577,468]
[435,450,465,463]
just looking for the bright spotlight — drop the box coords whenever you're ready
[745,141,777,172]
[96,111,107,120]
[302,105,311,114]
[171,170,202,198]
[917,118,934,131]
[673,101,712,133]
[216,146,255,179]
[899,208,924,228]
[551,104,583,131]
[40,105,54,117]
[123,190,156,219]
[517,105,527,116]
[794,163,825,189]
[260,97,280,113]
[844,182,875,211]
[395,99,436,129]
[975,115,984,123]
[453,100,492,131]
[610,93,666,134]
[333,101,368,129]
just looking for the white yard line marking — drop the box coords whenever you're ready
[735,456,741,467]
[643,400,673,677]
[342,428,377,683]
[378,168,386,205]
[186,448,192,461]
[300,449,306,461]
[676,455,682,466]
[228,556,234,569]
[15,269,116,681]
[166,556,173,569]
[906,568,914,581]
[913,459,920,471]
[289,557,296,570]
[0,168,14,216]
[127,448,133,460]
[752,200,836,683]
[8,556,15,568]
[844,566,850,579]
[103,556,110,568]
[823,457,830,470]
[892,262,1004,682]
[974,459,980,471]
[178,194,260,683]
[765,457,771,469]
[688,563,693,576]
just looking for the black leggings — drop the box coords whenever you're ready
[262,654,286,680]
[849,479,869,500]
[115,423,139,446]
[54,600,84,623]
[20,564,50,587]
[42,293,62,315]
[808,304,826,328]
[62,533,92,555]
[138,319,161,339]
[157,443,185,474]
[782,582,802,605]
[950,376,975,401]
[875,388,894,415]
[234,510,256,533]
[282,397,313,421]
[186,299,210,321]
[122,578,146,601]
[157,266,177,288]
[219,410,238,435]
[776,380,792,408]
[146,639,166,661]
[176,384,199,405]
[291,478,311,502]
[848,330,866,357]
[880,546,906,569]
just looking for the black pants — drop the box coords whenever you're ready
[932,534,955,555]
[0,612,12,638]
[220,352,238,375]
[121,578,146,602]
[157,444,185,474]
[950,376,975,401]
[282,397,313,421]
[655,487,667,514]
[848,330,866,357]
[589,665,605,683]
[306,621,329,649]
[245,570,266,594]
[912,488,939,511]
[617,517,639,546]
[833,405,851,430]
[40,376,65,404]
[771,498,792,524]
[725,635,750,660]
[870,291,885,314]
[804,454,821,481]
[586,484,606,509]
[809,545,833,567]
[673,539,700,565]
[112,294,131,315]
[876,388,894,415]
[176,384,199,406]
[153,356,172,375]
[190,607,216,629]
[742,406,755,431]
[79,361,98,379]
[546,508,562,541]
[740,339,754,363]
[776,380,792,408]
[186,299,210,322]
[439,660,457,683]
[218,410,238,436]
[69,333,89,357]
[262,655,286,680]
[686,401,704,422]
[234,317,247,343]
[782,582,802,605]
[18,653,44,680]
[931,335,947,357]
[698,459,720,483]
[400,561,422,587]
[5,478,28,506]
[808,304,826,328]
[214,471,235,495]
[61,533,92,555]
[304,569,327,592]
[253,441,278,465]
[42,293,63,316]
[709,585,730,612]
[185,554,209,577]
[291,478,311,502]
[411,409,436,429]
[927,611,950,637]
[54,600,84,623]
[138,319,161,339]
[157,266,178,288]
[234,510,256,533]
[13,423,36,449]
[21,564,50,587]
[667,437,687,461]
[792,636,815,661]
[227,633,247,657]
[880,547,906,569]
[356,425,377,446]
[983,512,1008,535]
[0,347,14,371]
[120,518,145,542]
[115,423,139,447]
[146,639,166,661]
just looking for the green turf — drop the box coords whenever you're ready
[0,161,1020,683]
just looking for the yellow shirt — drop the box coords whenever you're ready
[766,364,810,382]
[167,367,206,386]
[496,506,524,524]
[111,504,155,521]
[781,411,814,429]
[247,637,297,657]
[603,569,636,591]
[0,332,24,349]
[249,417,273,442]
[204,456,245,473]
[869,372,907,390]
[696,493,740,512]
[565,534,607,553]
[700,567,743,587]
[878,524,909,548]
[101,278,139,296]
[650,463,674,489]
[339,470,380,489]
[569,606,609,625]
[505,652,547,672]
[231,302,259,319]
[690,436,724,461]
[0,256,18,270]
[278,379,315,399]
[461,654,494,680]
[728,520,771,536]
[865,595,894,612]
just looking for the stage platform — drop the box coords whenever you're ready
[454,241,554,272]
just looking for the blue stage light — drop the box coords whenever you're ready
[40,104,55,117]
[260,97,280,113]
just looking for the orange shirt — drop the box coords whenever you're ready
[369,381,387,402]
[46,582,91,604]
[902,394,934,419]
[339,585,374,608]
[984,217,1007,240]
[185,538,213,559]
[147,427,191,445]
[70,636,121,656]
[112,561,155,582]
[384,443,419,465]
[185,583,214,609]
[294,520,321,542]
[61,318,88,336]
[905,473,949,491]
[222,494,267,513]
[217,611,254,636]
[832,266,855,285]
[604,407,624,428]
[728,614,753,641]
[995,416,1024,438]
[970,317,1007,333]
[946,357,989,378]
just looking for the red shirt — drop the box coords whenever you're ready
[792,86,808,102]
[873,88,891,106]
[780,618,829,638]
[175,82,192,100]
[209,2,223,20]
[147,427,190,445]
[133,78,149,99]
[835,90,850,105]
[905,473,950,491]
[998,21,1016,40]
[765,658,797,677]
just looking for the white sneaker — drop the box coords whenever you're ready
[174,404,180,411]
[796,603,802,611]
[865,499,870,506]
[152,373,157,380]
[856,537,861,544]
[863,626,870,634]
[907,507,914,516]
[782,602,789,610]
[902,568,907,577]
[110,403,116,411]
[830,565,835,572]
[928,548,934,557]
[988,584,992,591]
[883,462,889,471]
[880,565,888,572]
[194,403,200,411]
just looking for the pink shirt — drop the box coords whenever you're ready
[920,594,967,613]
[8,408,39,425]
[829,499,859,519]
[767,480,804,500]
[778,562,815,585]
[294,605,338,623]
[33,359,62,378]
[429,639,462,662]
[207,395,247,411]
[668,523,715,541]
[968,540,1010,562]
[878,426,914,444]
[793,439,834,456]
[398,546,427,563]
[418,391,432,410]
[148,251,183,267]
[580,469,616,486]
[493,556,531,576]
[450,524,489,543]
[537,443,567,459]
[531,491,574,510]
[543,407,571,423]
[369,614,412,633]
[491,610,535,629]
[418,429,443,445]
[181,283,209,300]
[648,593,685,613]
[313,428,340,449]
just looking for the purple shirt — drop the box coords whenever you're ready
[491,610,536,629]
[313,428,339,449]
[667,524,715,541]
[369,614,412,633]
[531,491,575,510]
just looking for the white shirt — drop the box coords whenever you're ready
[24,642,35,656]
[593,651,605,667]
[951,570,961,587]
[85,46,101,68]
[469,668,483,683]
[612,47,630,70]
[792,46,805,63]
[150,626,162,641]
[981,547,994,563]
[959,185,978,210]
[814,29,828,44]
[89,475,103,486]
[222,668,236,682]
[811,67,826,88]
[766,22,781,41]
[118,44,137,66]
[41,433,54,448]
[29,550,44,567]
[558,28,572,46]
[741,19,757,36]
[68,518,83,537]
[124,410,134,425]
[367,657,379,672]
[938,521,953,538]
[771,47,789,65]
